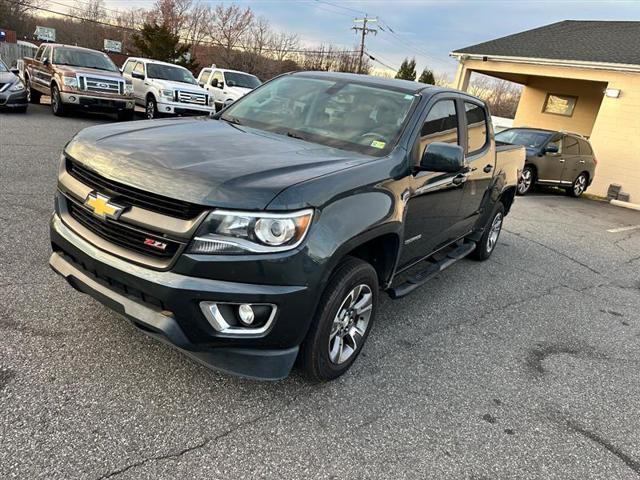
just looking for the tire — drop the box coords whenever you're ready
[51,84,65,116]
[145,96,158,119]
[300,257,378,382]
[28,79,41,104]
[15,106,28,113]
[567,173,588,197]
[117,109,134,122]
[517,165,534,196]
[470,202,505,261]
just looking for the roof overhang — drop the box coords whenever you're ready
[450,52,640,74]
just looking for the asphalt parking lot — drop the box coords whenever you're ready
[1,104,640,480]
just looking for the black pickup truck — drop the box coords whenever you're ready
[49,72,525,381]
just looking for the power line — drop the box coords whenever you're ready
[352,15,377,74]
[313,0,367,16]
[365,50,398,72]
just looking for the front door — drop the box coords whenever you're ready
[209,71,224,105]
[537,135,565,183]
[458,100,494,233]
[399,97,466,268]
[131,62,146,104]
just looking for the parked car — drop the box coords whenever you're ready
[121,57,215,119]
[24,44,135,120]
[495,127,597,197]
[49,72,525,381]
[197,66,261,110]
[0,58,28,112]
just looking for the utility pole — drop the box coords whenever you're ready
[352,16,377,74]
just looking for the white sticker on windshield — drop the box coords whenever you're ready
[370,140,386,149]
[404,94,414,100]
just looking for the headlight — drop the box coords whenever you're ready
[62,76,78,88]
[160,89,174,99]
[188,209,314,254]
[124,82,134,94]
[9,81,25,92]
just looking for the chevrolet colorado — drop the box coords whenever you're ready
[49,72,525,381]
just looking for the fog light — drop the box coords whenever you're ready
[238,304,255,325]
[126,101,134,108]
[166,107,171,112]
[69,96,76,102]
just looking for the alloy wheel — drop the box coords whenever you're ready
[146,100,155,119]
[328,284,373,365]
[518,168,533,194]
[574,175,587,196]
[486,212,503,253]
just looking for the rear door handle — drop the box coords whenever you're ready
[483,164,493,173]
[452,174,467,186]
[559,158,566,163]
[579,159,586,164]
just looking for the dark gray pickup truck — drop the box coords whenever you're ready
[49,72,525,381]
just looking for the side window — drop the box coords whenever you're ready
[578,139,593,155]
[212,71,223,85]
[563,136,580,155]
[546,137,562,154]
[419,99,459,156]
[35,46,44,61]
[133,62,144,76]
[41,46,52,62]
[122,60,135,75]
[199,71,211,84]
[464,102,489,154]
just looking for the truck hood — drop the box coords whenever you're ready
[225,85,252,99]
[65,117,371,210]
[151,79,206,94]
[0,71,20,86]
[55,65,123,80]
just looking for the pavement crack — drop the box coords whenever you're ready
[504,229,602,275]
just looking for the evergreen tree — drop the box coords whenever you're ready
[132,23,199,72]
[395,57,417,81]
[418,68,435,85]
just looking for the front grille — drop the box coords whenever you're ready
[176,90,207,105]
[79,75,123,95]
[67,199,181,259]
[66,158,205,220]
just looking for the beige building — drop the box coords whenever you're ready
[451,20,640,202]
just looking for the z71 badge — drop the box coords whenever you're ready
[144,238,168,251]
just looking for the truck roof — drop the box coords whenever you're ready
[289,71,450,94]
[125,57,190,69]
[37,43,105,53]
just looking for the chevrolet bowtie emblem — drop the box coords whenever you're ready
[84,192,124,220]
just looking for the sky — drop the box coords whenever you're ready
[74,0,640,75]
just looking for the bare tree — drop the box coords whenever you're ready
[268,31,299,62]
[146,0,193,35]
[468,74,522,118]
[208,4,254,67]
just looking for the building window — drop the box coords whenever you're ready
[543,94,577,117]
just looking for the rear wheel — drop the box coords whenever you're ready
[517,165,534,195]
[567,173,588,197]
[470,202,505,261]
[300,257,378,382]
[51,84,65,116]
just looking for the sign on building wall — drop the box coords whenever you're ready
[104,39,122,53]
[34,26,56,42]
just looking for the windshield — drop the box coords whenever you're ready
[53,48,118,72]
[224,72,261,89]
[496,129,552,149]
[221,76,417,156]
[147,64,197,85]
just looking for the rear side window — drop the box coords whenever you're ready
[464,102,488,154]
[563,136,580,155]
[578,139,593,155]
[419,99,459,155]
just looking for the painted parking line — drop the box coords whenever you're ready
[607,225,640,233]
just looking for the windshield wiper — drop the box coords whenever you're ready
[286,131,306,140]
[220,116,244,129]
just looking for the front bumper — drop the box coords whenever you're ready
[157,101,215,116]
[0,87,28,108]
[60,91,135,112]
[49,213,310,380]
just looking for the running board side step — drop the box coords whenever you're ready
[388,241,477,299]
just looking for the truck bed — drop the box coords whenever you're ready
[495,143,526,190]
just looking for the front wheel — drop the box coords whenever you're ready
[567,173,588,197]
[517,166,534,196]
[300,257,378,382]
[28,79,41,104]
[470,202,505,261]
[117,109,134,122]
[51,84,65,116]
[145,96,158,119]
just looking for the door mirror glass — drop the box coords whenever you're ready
[419,142,465,173]
[545,144,559,154]
[131,71,144,80]
[43,57,50,66]
[10,67,19,75]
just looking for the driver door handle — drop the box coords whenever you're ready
[483,164,493,173]
[452,174,467,186]
[559,158,565,163]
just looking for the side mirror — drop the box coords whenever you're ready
[42,57,50,66]
[10,67,19,75]
[544,144,559,154]
[199,82,205,87]
[131,71,144,80]
[218,82,224,89]
[418,142,465,173]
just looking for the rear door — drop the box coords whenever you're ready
[458,100,494,233]
[560,135,581,184]
[399,96,466,267]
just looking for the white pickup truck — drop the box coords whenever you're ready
[196,67,261,111]
[122,57,215,119]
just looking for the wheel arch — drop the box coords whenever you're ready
[499,186,517,215]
